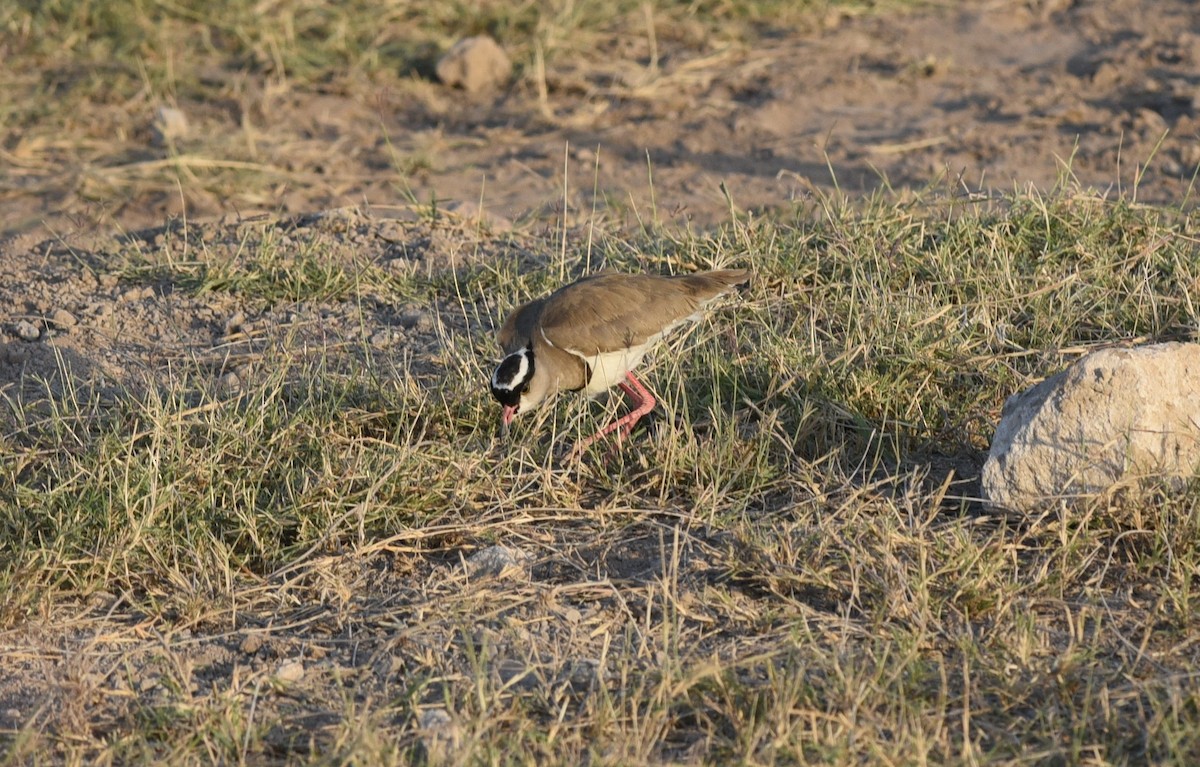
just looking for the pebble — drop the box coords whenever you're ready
[274,659,305,683]
[493,658,537,690]
[436,36,513,93]
[376,220,409,244]
[442,200,513,232]
[369,329,396,348]
[240,633,264,655]
[1091,61,1121,89]
[467,544,532,579]
[13,320,40,341]
[49,308,78,329]
[118,286,154,303]
[418,707,459,762]
[400,310,434,333]
[419,708,453,731]
[152,106,189,146]
[223,311,246,336]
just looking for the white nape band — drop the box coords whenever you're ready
[491,347,530,390]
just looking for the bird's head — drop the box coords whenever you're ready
[490,344,551,426]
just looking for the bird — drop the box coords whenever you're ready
[489,269,751,454]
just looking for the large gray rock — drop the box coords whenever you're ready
[983,342,1200,512]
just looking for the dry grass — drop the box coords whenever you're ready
[4,1,1200,764]
[1,184,1199,763]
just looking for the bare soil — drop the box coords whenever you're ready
[5,0,1199,242]
[2,0,1200,759]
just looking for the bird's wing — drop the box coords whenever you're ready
[537,273,711,356]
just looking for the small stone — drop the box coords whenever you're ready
[420,708,452,731]
[400,310,434,333]
[441,200,513,232]
[13,320,40,342]
[1091,61,1121,89]
[274,659,305,683]
[49,309,77,329]
[466,544,532,580]
[376,220,409,244]
[152,106,189,146]
[436,36,513,93]
[369,329,395,348]
[223,311,246,336]
[240,634,264,655]
[118,286,153,303]
[1135,107,1168,137]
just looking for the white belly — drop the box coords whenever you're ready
[581,342,652,394]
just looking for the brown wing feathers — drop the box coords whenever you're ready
[538,270,748,355]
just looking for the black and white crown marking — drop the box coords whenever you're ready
[490,345,534,407]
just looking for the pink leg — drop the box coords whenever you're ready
[572,372,657,455]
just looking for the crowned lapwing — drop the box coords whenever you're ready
[490,269,750,454]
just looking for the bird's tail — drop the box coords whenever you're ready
[682,268,752,298]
